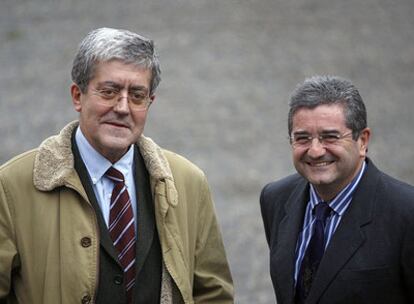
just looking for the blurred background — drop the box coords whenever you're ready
[1,0,413,302]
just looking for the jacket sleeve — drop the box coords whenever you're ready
[0,176,19,299]
[260,183,273,246]
[402,208,414,301]
[192,175,234,303]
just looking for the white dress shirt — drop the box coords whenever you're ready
[75,127,137,230]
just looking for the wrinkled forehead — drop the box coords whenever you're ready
[292,104,347,132]
[89,59,152,88]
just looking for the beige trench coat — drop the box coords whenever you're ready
[0,121,234,304]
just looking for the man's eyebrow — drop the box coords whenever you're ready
[291,129,341,136]
[320,129,341,134]
[97,81,148,90]
[128,85,149,92]
[292,130,311,135]
[96,81,122,89]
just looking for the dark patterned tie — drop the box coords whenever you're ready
[106,167,136,303]
[296,202,332,304]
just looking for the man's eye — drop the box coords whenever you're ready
[131,93,145,100]
[100,89,118,97]
[321,134,339,142]
[295,136,310,143]
[129,92,147,103]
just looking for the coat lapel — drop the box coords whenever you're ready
[273,179,309,304]
[71,133,120,262]
[306,161,379,304]
[133,146,157,277]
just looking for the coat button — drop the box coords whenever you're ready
[114,275,123,285]
[80,237,92,248]
[81,294,91,304]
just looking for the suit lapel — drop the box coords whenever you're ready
[306,161,379,304]
[273,179,309,304]
[133,145,156,278]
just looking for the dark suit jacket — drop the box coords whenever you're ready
[260,159,414,304]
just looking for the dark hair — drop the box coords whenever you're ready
[288,75,367,139]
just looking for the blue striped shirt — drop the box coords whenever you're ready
[294,161,367,284]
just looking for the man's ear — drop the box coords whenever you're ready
[71,84,82,112]
[359,127,371,156]
[148,95,156,108]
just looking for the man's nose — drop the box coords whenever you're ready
[113,95,130,113]
[307,138,326,158]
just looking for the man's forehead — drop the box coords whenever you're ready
[292,104,347,130]
[90,60,152,86]
[295,103,345,114]
[93,59,151,73]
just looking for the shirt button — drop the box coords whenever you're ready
[114,275,123,285]
[80,237,92,248]
[81,294,91,304]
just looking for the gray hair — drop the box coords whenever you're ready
[288,75,367,139]
[71,27,161,95]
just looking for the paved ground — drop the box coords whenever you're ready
[1,0,413,302]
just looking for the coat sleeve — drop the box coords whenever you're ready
[0,175,19,299]
[402,208,414,301]
[260,183,273,246]
[192,175,234,303]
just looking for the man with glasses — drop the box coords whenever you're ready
[0,28,233,304]
[260,75,414,304]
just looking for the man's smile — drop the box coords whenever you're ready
[306,161,334,167]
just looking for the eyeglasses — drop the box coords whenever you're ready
[91,86,152,111]
[290,131,354,148]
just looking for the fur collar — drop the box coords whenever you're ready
[33,121,174,191]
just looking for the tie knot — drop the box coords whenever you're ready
[314,202,331,221]
[105,167,125,184]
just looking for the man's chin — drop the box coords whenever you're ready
[305,173,335,187]
[98,136,135,155]
[105,140,133,151]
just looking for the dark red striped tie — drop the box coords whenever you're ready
[106,167,136,303]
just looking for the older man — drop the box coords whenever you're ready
[0,28,233,304]
[260,75,414,304]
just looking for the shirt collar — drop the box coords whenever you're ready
[75,127,134,184]
[309,160,367,215]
